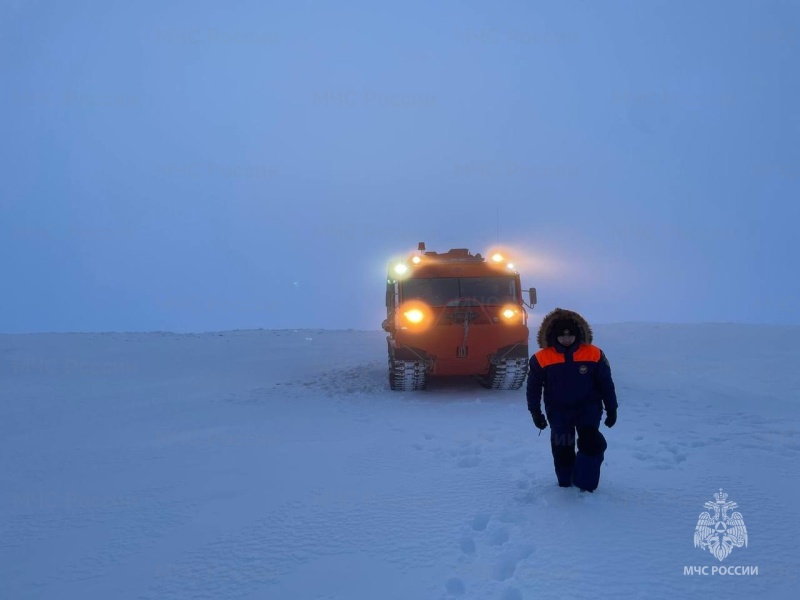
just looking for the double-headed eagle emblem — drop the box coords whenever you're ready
[694,489,748,561]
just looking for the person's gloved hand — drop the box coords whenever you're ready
[532,412,548,430]
[604,409,617,428]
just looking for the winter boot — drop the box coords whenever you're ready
[573,428,607,492]
[556,468,573,487]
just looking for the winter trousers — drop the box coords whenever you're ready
[548,408,608,491]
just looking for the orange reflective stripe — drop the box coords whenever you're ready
[535,347,565,368]
[536,344,601,367]
[573,344,601,362]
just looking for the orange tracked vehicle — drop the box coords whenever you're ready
[382,242,537,391]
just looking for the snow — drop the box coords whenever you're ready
[1,325,798,599]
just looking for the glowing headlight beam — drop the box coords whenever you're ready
[404,309,425,323]
[394,264,408,275]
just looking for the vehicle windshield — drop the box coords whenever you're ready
[401,277,518,307]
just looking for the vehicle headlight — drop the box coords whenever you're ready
[404,309,424,323]
[394,264,408,275]
[500,306,521,321]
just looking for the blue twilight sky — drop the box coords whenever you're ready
[1,0,798,333]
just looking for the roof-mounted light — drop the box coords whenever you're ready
[491,253,504,263]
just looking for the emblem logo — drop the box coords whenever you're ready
[579,365,588,375]
[694,489,748,561]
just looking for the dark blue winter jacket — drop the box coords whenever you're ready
[527,342,617,418]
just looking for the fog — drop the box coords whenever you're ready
[2,0,798,333]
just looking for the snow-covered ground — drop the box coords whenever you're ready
[1,325,798,599]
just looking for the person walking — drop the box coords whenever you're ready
[527,308,618,492]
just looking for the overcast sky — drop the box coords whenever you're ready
[1,0,798,333]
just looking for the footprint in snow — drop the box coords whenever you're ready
[445,577,465,596]
[450,511,535,594]
[488,527,510,546]
[492,544,535,581]
[662,442,687,463]
[459,537,476,555]
[632,442,686,469]
[472,512,491,531]
[453,442,482,468]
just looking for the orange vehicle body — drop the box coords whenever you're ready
[383,244,535,390]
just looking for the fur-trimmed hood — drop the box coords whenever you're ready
[536,307,594,349]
